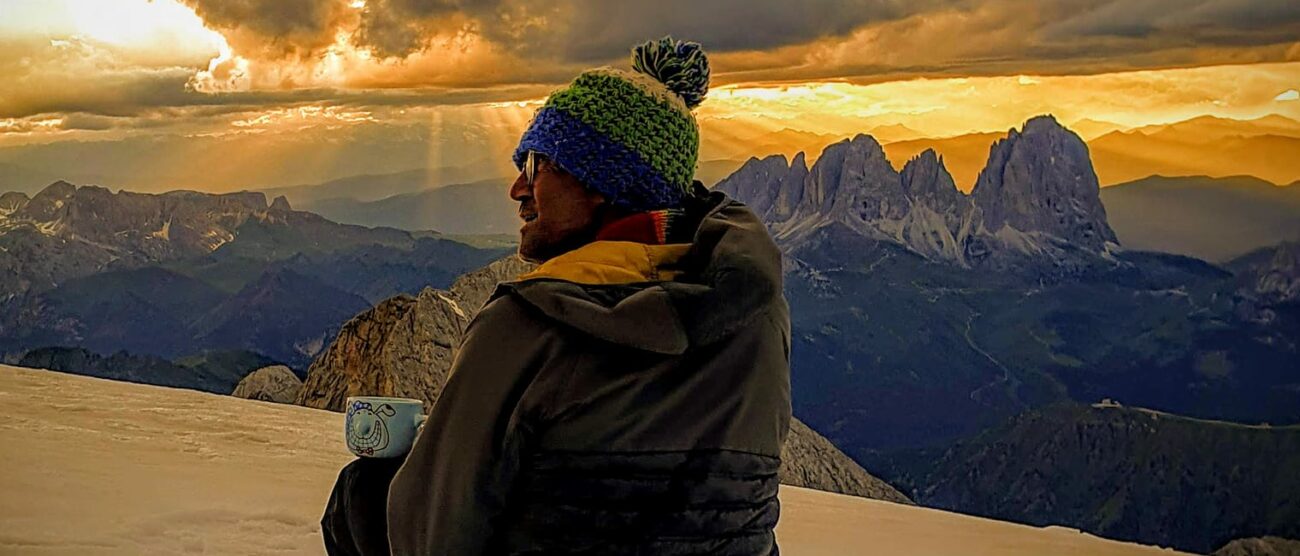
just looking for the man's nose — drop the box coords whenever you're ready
[509,172,530,202]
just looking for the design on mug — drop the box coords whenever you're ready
[346,400,395,456]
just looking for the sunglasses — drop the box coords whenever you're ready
[523,150,562,188]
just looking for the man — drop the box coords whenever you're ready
[324,36,791,555]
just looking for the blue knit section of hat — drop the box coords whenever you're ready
[513,106,684,211]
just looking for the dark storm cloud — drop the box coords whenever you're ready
[354,0,505,57]
[349,0,936,60]
[1046,0,1300,42]
[180,0,352,56]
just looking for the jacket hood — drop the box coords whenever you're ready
[496,186,784,355]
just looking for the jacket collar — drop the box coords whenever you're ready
[498,186,783,355]
[516,242,691,284]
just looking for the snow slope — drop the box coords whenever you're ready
[0,365,1192,555]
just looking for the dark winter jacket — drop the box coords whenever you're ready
[386,188,792,555]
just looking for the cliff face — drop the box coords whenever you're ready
[971,115,1117,251]
[295,256,533,411]
[295,287,468,411]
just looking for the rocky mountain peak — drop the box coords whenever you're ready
[269,195,292,212]
[0,191,29,214]
[900,149,964,211]
[34,180,76,200]
[769,150,810,222]
[971,115,1118,251]
[714,154,792,220]
[23,181,78,221]
[801,132,904,227]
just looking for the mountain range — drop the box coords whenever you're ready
[257,167,511,207]
[301,178,520,235]
[719,116,1120,276]
[717,115,1299,552]
[0,182,510,368]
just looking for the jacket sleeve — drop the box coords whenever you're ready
[385,293,554,555]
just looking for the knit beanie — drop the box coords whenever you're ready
[512,36,710,212]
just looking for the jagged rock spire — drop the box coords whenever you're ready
[971,115,1118,251]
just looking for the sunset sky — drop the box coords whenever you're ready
[1,0,1298,193]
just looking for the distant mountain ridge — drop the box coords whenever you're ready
[1100,175,1300,262]
[302,178,519,235]
[0,181,283,300]
[258,166,511,206]
[0,181,511,368]
[18,346,274,394]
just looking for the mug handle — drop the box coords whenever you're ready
[414,414,428,434]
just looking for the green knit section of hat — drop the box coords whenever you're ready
[544,71,699,189]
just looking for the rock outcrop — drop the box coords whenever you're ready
[1249,242,1300,304]
[781,419,912,504]
[231,365,303,404]
[296,287,468,411]
[1229,241,1300,327]
[1213,537,1300,556]
[447,254,536,314]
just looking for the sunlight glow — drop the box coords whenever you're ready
[53,0,225,59]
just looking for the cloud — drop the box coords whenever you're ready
[214,0,1300,98]
[1045,0,1300,43]
[1277,89,1300,101]
[180,0,354,58]
[6,0,1300,125]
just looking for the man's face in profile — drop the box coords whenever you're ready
[509,154,608,263]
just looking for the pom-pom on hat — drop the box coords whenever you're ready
[513,36,710,211]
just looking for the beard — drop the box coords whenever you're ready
[517,204,610,264]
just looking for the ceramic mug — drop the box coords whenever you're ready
[344,396,426,458]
